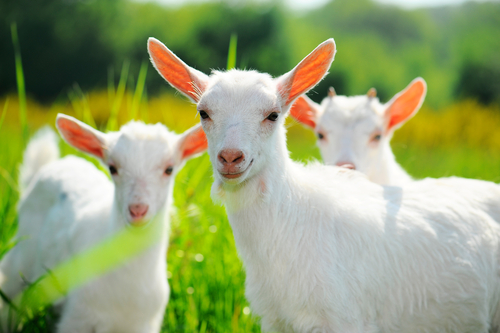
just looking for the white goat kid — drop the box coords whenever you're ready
[149,37,500,333]
[0,115,207,332]
[290,78,426,185]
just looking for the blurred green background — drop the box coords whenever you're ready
[1,0,500,332]
[1,0,500,107]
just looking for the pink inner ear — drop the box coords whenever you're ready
[57,118,104,159]
[386,80,426,132]
[280,40,336,106]
[290,96,317,129]
[149,40,206,102]
[181,126,208,160]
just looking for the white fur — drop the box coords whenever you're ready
[0,119,205,332]
[149,38,500,333]
[18,126,60,192]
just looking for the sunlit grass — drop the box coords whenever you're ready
[227,33,238,70]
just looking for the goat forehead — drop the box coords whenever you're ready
[201,70,278,116]
[320,96,383,131]
[108,123,177,170]
[113,138,171,169]
[119,121,175,140]
[209,69,275,89]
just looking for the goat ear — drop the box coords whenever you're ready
[384,77,427,134]
[276,39,336,108]
[178,124,208,161]
[148,38,209,103]
[290,95,321,129]
[56,114,106,160]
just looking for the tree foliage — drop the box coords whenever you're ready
[0,0,499,108]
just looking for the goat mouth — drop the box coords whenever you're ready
[334,162,356,170]
[129,218,149,227]
[220,159,254,180]
[127,213,152,227]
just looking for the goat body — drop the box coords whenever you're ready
[0,117,207,332]
[224,160,500,332]
[148,37,500,332]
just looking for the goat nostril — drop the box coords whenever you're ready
[129,204,149,219]
[231,154,243,163]
[219,149,244,165]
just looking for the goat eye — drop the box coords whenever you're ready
[165,166,174,175]
[109,165,118,175]
[266,112,279,121]
[199,110,210,120]
[372,134,382,142]
[317,133,325,140]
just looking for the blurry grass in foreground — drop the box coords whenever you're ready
[1,89,500,332]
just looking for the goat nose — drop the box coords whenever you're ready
[129,203,149,220]
[218,149,244,165]
[336,162,356,170]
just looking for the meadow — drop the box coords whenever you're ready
[1,83,500,332]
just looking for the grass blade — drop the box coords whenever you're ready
[0,287,18,312]
[68,84,97,128]
[141,87,150,123]
[130,61,148,121]
[11,23,29,146]
[0,98,8,133]
[107,66,115,112]
[0,166,18,192]
[106,60,130,132]
[15,212,165,315]
[227,33,238,70]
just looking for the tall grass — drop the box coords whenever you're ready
[106,61,130,132]
[0,99,8,134]
[130,61,148,121]
[226,33,238,70]
[10,23,28,146]
[68,84,97,129]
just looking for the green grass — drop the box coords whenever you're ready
[394,145,500,183]
[10,23,28,146]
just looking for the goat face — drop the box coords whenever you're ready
[315,95,386,174]
[197,70,284,185]
[56,115,207,226]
